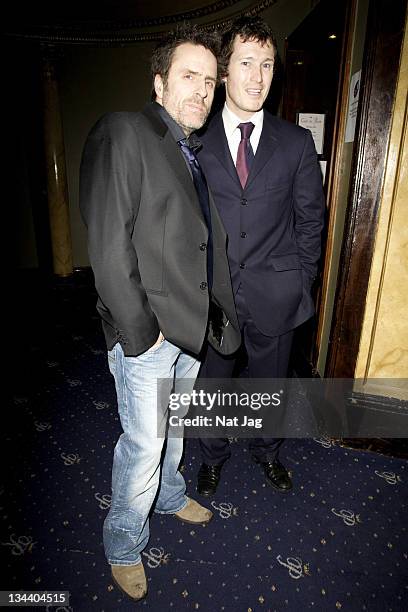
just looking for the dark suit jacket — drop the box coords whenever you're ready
[197,110,325,337]
[79,103,240,357]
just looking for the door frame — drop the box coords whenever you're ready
[325,0,407,377]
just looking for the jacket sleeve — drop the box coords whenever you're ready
[79,114,159,349]
[293,130,325,285]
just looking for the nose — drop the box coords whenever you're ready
[195,79,209,98]
[250,65,263,83]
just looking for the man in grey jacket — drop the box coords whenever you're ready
[80,24,240,601]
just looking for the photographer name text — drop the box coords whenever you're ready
[169,415,263,429]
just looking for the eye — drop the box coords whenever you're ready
[184,73,193,80]
[206,80,215,89]
[263,63,273,70]
[241,61,250,67]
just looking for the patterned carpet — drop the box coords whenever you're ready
[3,270,407,611]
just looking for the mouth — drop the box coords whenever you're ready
[186,102,206,113]
[246,89,263,96]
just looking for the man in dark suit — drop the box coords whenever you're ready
[80,24,240,602]
[196,16,325,497]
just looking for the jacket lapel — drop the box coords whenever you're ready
[141,104,207,229]
[202,110,281,189]
[162,131,198,200]
[245,113,279,189]
[201,112,239,184]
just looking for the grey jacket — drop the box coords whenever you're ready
[79,103,240,357]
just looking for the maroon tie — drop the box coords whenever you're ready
[236,122,255,188]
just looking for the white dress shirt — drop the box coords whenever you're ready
[222,103,264,165]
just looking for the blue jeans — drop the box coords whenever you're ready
[104,339,200,566]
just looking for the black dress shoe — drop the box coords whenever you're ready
[254,458,292,492]
[197,463,222,497]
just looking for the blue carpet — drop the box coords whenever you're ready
[3,271,408,611]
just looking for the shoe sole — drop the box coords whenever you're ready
[263,474,293,493]
[111,573,148,602]
[173,513,213,525]
[196,487,217,498]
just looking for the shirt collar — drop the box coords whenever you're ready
[154,101,185,141]
[222,103,264,139]
[154,101,202,152]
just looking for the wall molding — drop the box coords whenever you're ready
[5,0,276,46]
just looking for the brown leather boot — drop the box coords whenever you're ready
[111,562,147,601]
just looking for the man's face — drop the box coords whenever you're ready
[224,35,274,120]
[155,42,217,135]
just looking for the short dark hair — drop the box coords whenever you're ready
[151,23,220,87]
[219,16,277,78]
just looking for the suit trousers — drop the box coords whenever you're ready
[199,284,294,465]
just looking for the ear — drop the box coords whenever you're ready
[154,74,164,102]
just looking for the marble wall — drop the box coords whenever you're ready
[355,15,408,399]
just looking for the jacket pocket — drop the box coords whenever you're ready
[269,253,302,271]
[145,288,168,296]
[265,179,292,192]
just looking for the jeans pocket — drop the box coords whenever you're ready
[145,337,166,354]
[107,347,116,375]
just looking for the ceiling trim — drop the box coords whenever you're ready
[5,0,276,46]
[37,0,241,31]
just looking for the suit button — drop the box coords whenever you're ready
[239,263,245,269]
[240,231,247,238]
[241,198,247,205]
[200,243,207,251]
[200,281,208,290]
